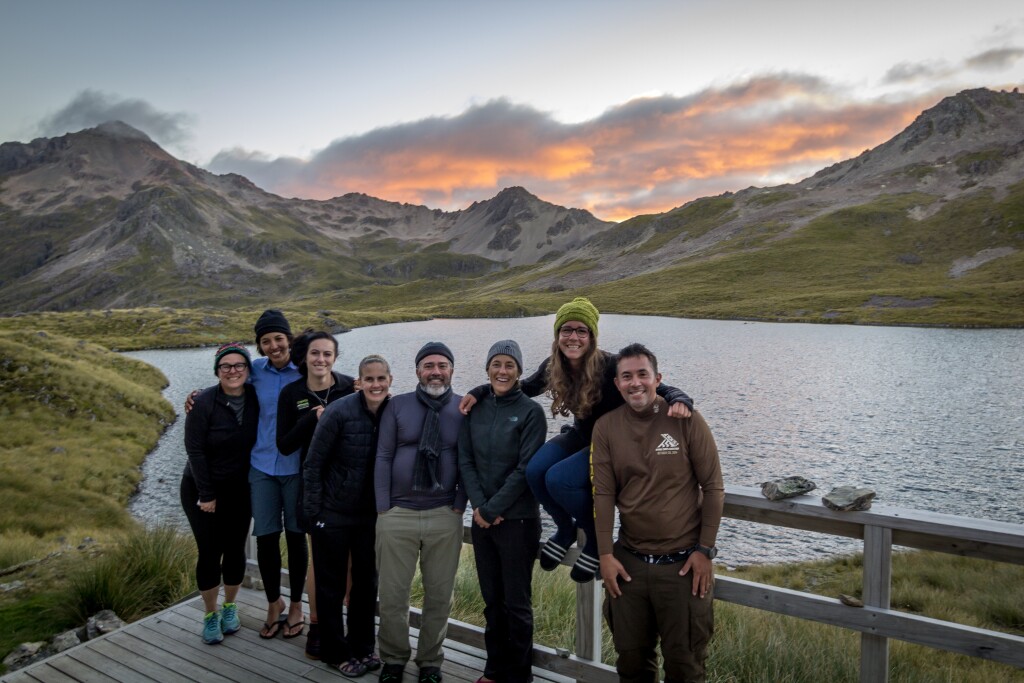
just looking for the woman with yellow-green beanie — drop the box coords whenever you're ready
[461,297,694,582]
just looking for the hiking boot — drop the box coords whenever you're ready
[379,663,405,682]
[418,666,442,683]
[202,611,224,644]
[220,602,240,635]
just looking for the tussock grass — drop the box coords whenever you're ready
[62,525,195,624]
[437,547,1024,681]
[0,531,51,570]
[0,331,174,537]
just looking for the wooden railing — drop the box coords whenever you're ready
[247,485,1024,683]
[571,485,1024,682]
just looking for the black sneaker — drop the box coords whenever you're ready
[304,622,321,660]
[418,666,442,683]
[379,663,404,683]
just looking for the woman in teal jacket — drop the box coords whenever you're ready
[458,340,547,683]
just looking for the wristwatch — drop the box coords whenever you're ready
[694,544,718,559]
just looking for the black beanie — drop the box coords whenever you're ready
[254,309,291,344]
[415,341,454,366]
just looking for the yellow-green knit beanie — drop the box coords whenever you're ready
[554,297,599,337]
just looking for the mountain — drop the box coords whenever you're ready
[522,88,1024,291]
[0,125,611,310]
[0,88,1022,325]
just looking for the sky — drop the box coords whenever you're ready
[1,0,1022,221]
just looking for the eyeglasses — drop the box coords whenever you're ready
[558,326,590,339]
[217,362,248,373]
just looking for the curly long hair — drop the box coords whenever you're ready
[546,336,605,419]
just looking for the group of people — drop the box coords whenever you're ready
[181,297,725,683]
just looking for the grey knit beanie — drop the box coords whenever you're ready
[415,341,454,366]
[486,339,523,373]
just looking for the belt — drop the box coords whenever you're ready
[623,546,693,565]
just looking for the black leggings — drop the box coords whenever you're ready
[256,530,307,603]
[180,474,251,591]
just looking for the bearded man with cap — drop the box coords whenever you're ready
[374,342,467,683]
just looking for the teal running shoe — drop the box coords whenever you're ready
[202,611,224,644]
[220,602,240,635]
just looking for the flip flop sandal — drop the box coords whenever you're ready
[259,613,287,639]
[282,616,306,638]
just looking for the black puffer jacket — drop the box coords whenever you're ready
[183,384,259,502]
[303,391,389,527]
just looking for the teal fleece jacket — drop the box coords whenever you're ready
[457,385,547,523]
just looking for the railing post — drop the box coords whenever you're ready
[243,519,262,589]
[575,579,602,663]
[861,524,893,683]
[574,529,603,671]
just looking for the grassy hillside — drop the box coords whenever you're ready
[0,330,174,555]
[569,185,1024,327]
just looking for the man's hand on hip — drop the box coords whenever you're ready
[600,554,631,598]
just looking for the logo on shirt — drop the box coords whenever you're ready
[656,433,680,455]
[508,416,519,423]
[296,398,310,411]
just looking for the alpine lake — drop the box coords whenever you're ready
[125,315,1024,566]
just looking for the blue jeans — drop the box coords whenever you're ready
[525,436,597,557]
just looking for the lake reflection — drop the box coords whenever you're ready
[126,315,1024,565]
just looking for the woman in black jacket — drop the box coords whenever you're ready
[458,340,547,683]
[276,330,354,658]
[303,354,392,677]
[181,343,259,645]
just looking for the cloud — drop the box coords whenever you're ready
[38,89,194,147]
[882,61,953,84]
[964,47,1024,70]
[207,75,933,221]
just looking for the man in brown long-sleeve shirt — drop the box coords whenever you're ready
[592,343,724,683]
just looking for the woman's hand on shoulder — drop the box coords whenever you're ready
[184,389,200,414]
[667,402,691,418]
[459,394,478,415]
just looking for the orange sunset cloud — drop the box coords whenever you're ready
[209,76,940,222]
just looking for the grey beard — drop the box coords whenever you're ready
[420,382,450,397]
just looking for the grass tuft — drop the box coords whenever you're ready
[62,525,195,624]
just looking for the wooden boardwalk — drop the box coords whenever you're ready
[1,587,576,683]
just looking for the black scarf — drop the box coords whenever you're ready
[413,385,452,492]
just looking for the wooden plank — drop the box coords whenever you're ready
[9,667,80,683]
[64,646,161,683]
[87,637,195,683]
[715,575,1024,667]
[725,486,1024,564]
[45,654,118,683]
[860,525,893,683]
[133,621,279,683]
[891,529,1024,564]
[574,579,601,664]
[106,630,241,683]
[408,607,616,683]
[149,611,310,680]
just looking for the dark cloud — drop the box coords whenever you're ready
[206,75,932,221]
[882,61,951,84]
[38,89,194,147]
[965,47,1024,70]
